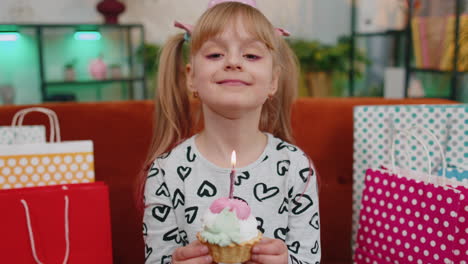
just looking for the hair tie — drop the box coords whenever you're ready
[183,32,191,42]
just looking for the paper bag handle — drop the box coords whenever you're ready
[406,126,447,178]
[11,107,61,143]
[20,191,70,264]
[391,126,448,186]
[391,129,432,174]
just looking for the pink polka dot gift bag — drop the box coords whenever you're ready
[354,128,468,264]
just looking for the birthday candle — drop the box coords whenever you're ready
[229,150,236,199]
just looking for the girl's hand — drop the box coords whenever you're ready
[245,237,288,264]
[172,240,213,264]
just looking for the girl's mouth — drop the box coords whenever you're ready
[216,79,251,86]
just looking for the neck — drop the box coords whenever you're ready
[196,105,267,168]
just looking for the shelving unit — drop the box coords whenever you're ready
[404,0,466,100]
[349,0,467,101]
[0,24,146,103]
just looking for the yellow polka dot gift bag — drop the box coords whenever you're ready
[354,127,468,264]
[0,107,94,189]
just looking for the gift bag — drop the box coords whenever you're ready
[0,126,45,145]
[0,107,94,189]
[354,168,464,264]
[0,108,47,144]
[352,104,468,247]
[0,182,113,263]
[438,163,468,184]
[439,164,468,263]
[354,128,467,263]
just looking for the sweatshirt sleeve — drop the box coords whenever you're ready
[286,153,321,264]
[143,160,188,264]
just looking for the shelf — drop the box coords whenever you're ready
[3,23,144,29]
[354,30,405,37]
[45,77,145,86]
[409,68,468,75]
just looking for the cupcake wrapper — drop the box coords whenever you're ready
[197,232,262,263]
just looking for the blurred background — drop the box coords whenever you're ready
[0,0,466,105]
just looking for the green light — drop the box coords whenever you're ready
[74,31,101,40]
[0,32,20,41]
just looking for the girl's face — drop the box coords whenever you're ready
[187,19,279,118]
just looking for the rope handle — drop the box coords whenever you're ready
[391,129,431,175]
[20,190,70,264]
[390,126,447,186]
[406,126,447,179]
[11,107,61,143]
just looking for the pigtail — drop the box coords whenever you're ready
[152,33,192,160]
[260,37,299,144]
[135,33,191,214]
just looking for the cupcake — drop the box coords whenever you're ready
[197,197,262,263]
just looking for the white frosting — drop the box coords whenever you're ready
[201,209,259,242]
[238,214,258,241]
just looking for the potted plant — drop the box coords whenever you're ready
[64,59,77,81]
[288,37,368,97]
[109,63,123,79]
[137,43,161,97]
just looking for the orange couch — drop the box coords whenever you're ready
[0,97,454,264]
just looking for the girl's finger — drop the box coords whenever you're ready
[252,239,286,256]
[173,242,209,261]
[250,253,286,264]
[177,254,213,264]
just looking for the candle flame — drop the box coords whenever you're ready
[231,150,236,168]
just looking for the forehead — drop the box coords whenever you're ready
[205,19,266,47]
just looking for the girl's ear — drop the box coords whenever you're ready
[270,66,280,95]
[186,63,195,92]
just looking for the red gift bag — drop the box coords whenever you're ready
[0,182,113,263]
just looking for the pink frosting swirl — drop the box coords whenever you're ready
[209,197,251,220]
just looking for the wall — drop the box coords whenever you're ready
[0,0,350,104]
[0,0,349,44]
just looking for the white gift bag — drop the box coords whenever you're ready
[0,107,95,189]
[0,108,47,144]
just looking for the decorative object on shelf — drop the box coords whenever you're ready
[64,59,77,81]
[0,85,14,105]
[289,36,368,97]
[384,67,405,98]
[440,15,468,72]
[412,15,467,71]
[89,56,107,80]
[408,77,425,98]
[96,0,126,24]
[355,0,409,33]
[109,64,122,79]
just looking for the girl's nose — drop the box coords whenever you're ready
[225,64,243,71]
[224,55,243,71]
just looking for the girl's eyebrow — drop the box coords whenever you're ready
[205,37,266,49]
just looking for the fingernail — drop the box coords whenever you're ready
[205,255,213,262]
[251,254,258,261]
[252,247,259,253]
[200,246,209,254]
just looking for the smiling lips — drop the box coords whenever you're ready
[216,79,251,86]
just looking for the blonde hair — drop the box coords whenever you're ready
[137,2,299,210]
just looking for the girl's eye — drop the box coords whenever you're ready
[244,54,261,60]
[206,53,223,59]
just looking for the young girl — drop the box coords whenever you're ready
[142,1,320,263]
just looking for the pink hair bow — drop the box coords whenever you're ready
[174,0,290,37]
